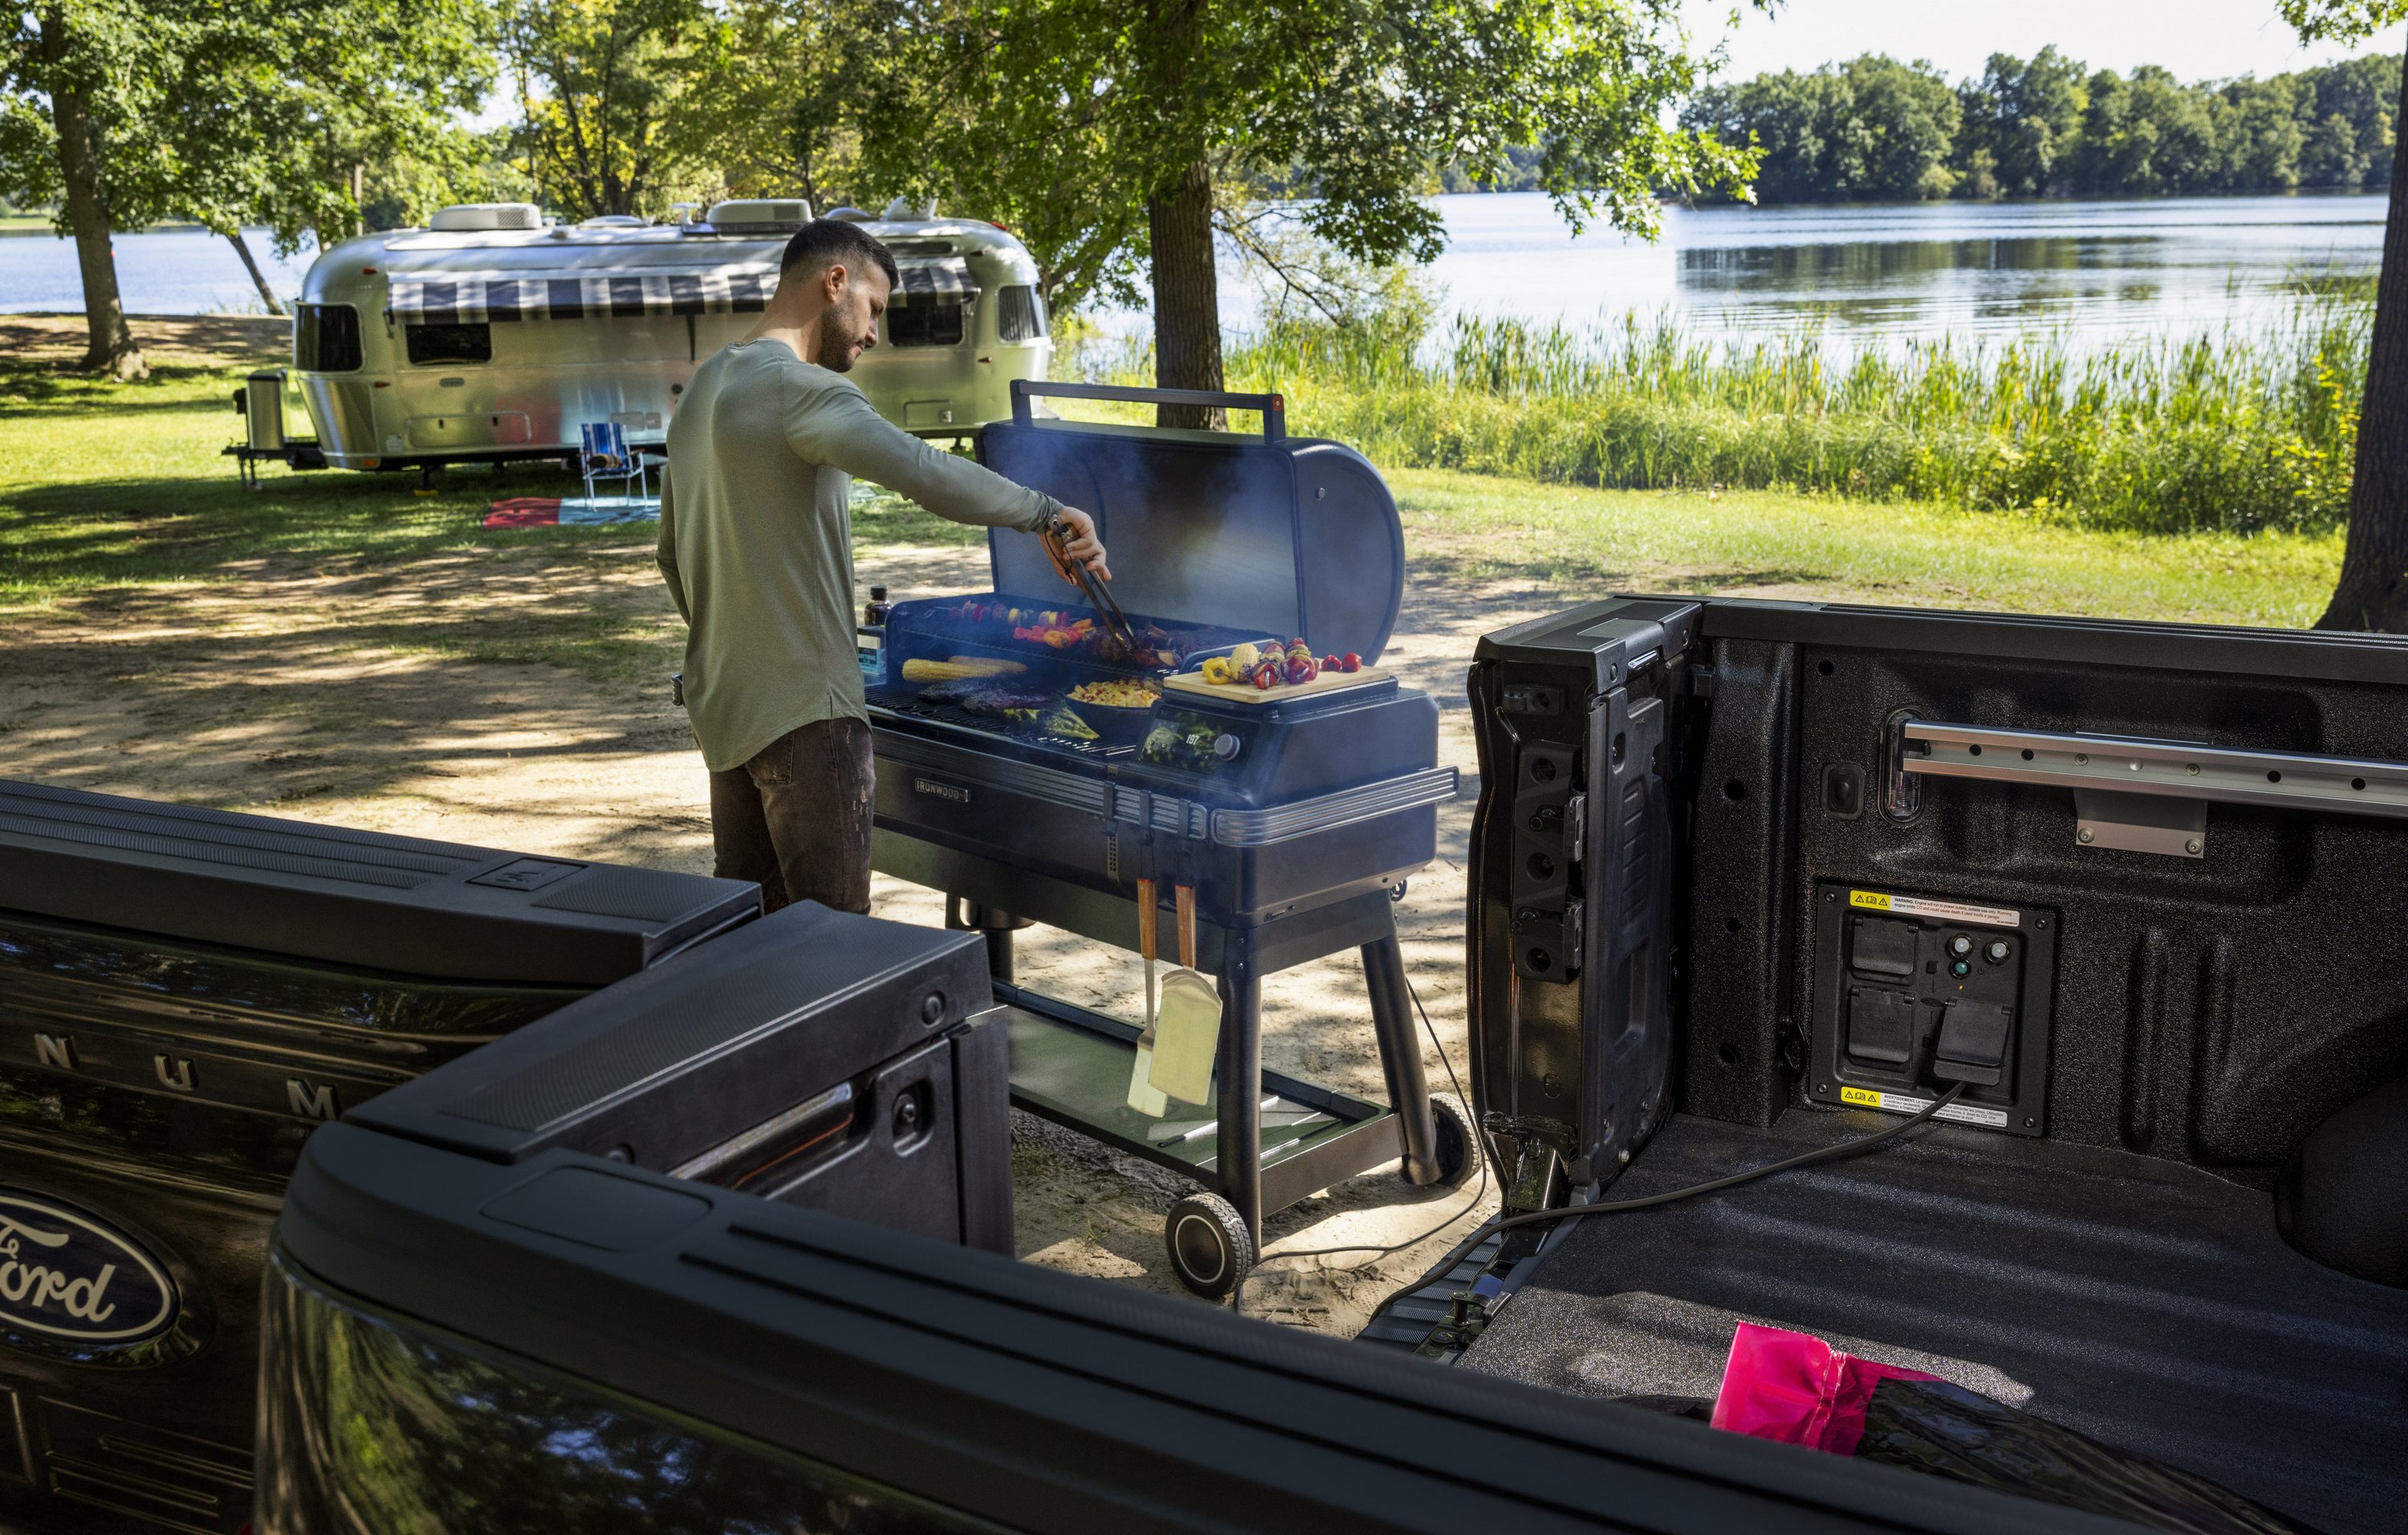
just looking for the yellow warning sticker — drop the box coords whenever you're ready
[1836,1083,2012,1129]
[1849,890,2020,929]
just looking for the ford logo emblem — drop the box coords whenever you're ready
[0,1191,177,1347]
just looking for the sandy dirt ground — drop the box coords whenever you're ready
[0,316,1595,1333]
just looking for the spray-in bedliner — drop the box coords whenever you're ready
[1458,1110,2408,1535]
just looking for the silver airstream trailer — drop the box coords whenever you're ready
[273,199,1051,474]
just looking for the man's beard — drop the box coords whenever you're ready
[814,320,860,373]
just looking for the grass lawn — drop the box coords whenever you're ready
[0,317,2345,641]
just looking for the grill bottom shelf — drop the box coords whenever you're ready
[1001,985,1402,1214]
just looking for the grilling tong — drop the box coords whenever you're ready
[1039,511,1146,662]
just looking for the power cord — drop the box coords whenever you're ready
[1422,1079,1971,1281]
[1232,969,1495,1316]
[1234,968,1970,1319]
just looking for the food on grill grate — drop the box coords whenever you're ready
[900,656,1027,682]
[1043,706,1100,741]
[1068,679,1162,709]
[917,678,1057,717]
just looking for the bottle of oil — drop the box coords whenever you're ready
[858,585,891,685]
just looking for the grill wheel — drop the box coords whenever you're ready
[1165,1191,1254,1300]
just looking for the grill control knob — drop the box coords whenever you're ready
[1985,939,2011,964]
[1948,934,1973,957]
[1212,733,1242,761]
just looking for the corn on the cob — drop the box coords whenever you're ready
[901,656,1027,682]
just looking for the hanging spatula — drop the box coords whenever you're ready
[1148,882,1222,1106]
[1125,876,1169,1117]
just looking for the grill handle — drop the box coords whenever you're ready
[1010,380,1285,441]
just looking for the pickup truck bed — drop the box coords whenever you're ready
[1459,1110,2408,1535]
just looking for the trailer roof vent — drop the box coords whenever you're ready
[577,214,649,229]
[882,197,939,222]
[429,203,543,233]
[705,198,812,231]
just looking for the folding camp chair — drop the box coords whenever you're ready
[579,421,652,502]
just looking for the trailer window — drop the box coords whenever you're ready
[886,303,965,348]
[996,286,1045,344]
[406,323,492,366]
[294,304,362,373]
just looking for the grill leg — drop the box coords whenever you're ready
[1365,926,1442,1186]
[982,927,1014,985]
[1214,930,1263,1248]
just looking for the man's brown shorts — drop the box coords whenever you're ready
[707,718,874,914]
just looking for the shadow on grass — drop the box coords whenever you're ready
[0,362,250,417]
[1412,544,1828,595]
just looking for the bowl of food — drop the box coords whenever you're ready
[1064,678,1164,743]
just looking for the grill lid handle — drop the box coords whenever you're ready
[1010,380,1285,441]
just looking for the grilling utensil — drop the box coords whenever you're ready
[1040,511,1148,664]
[1148,882,1222,1105]
[1126,876,1170,1116]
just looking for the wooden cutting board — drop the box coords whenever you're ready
[1160,665,1393,707]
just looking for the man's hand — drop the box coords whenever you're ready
[1055,507,1111,583]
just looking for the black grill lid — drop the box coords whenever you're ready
[0,780,757,984]
[979,382,1405,664]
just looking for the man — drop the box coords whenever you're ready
[658,218,1107,914]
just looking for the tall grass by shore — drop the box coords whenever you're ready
[1069,289,2369,535]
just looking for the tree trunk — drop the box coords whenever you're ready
[2316,50,2408,631]
[1148,159,1224,430]
[39,11,144,380]
[226,231,286,316]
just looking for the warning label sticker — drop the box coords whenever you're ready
[1849,890,2020,929]
[1840,1084,2012,1130]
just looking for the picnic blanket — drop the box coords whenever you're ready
[485,495,660,527]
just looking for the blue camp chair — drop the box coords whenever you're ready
[579,421,652,503]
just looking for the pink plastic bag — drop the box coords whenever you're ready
[1710,1322,1938,1456]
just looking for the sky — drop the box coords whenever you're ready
[1681,0,2408,84]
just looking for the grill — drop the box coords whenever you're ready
[868,381,1466,1296]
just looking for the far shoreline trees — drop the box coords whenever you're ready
[1672,47,2398,206]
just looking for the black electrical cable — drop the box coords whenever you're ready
[1231,969,1495,1315]
[1430,1079,1971,1272]
[1229,963,1969,1317]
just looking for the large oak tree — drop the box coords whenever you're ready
[855,0,1758,425]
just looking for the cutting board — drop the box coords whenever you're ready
[1161,665,1393,708]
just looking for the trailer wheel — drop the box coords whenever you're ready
[1423,1093,1480,1190]
[1165,1192,1253,1301]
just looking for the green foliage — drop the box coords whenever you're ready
[2,5,183,231]
[2,1,494,254]
[1062,283,2375,535]
[850,0,1761,313]
[661,0,894,211]
[164,0,497,255]
[1686,47,2402,202]
[501,0,722,220]
[1954,47,2088,198]
[2280,1,2408,44]
[1686,55,1962,202]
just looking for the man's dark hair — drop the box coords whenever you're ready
[780,219,901,291]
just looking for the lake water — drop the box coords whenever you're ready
[0,226,318,320]
[1,193,2384,351]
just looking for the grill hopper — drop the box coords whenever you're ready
[868,383,1470,1298]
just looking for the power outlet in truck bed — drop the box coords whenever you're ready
[1807,883,2056,1136]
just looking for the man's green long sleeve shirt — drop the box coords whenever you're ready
[657,339,1063,772]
